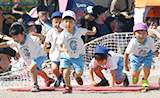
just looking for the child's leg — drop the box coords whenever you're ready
[94,65,109,86]
[62,68,71,87]
[94,65,105,80]
[143,66,150,80]
[51,63,60,77]
[131,70,139,77]
[29,63,39,82]
[74,71,83,77]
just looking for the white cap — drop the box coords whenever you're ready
[62,10,76,20]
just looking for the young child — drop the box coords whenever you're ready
[89,46,129,87]
[0,24,55,92]
[56,10,96,93]
[43,11,65,87]
[124,22,159,87]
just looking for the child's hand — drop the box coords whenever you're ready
[14,52,20,60]
[92,26,97,33]
[124,66,130,71]
[91,81,97,86]
[63,48,68,53]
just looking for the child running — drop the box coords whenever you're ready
[0,24,55,92]
[56,10,96,93]
[89,46,129,87]
[124,22,159,87]
[43,11,65,87]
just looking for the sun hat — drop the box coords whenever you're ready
[62,10,76,20]
[94,46,109,54]
[133,22,148,32]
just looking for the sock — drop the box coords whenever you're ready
[34,82,38,85]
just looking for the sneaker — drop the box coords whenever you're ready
[97,78,109,86]
[141,79,150,87]
[54,74,63,87]
[72,71,83,85]
[75,77,83,85]
[31,85,40,92]
[123,73,129,86]
[45,78,55,87]
[63,86,72,94]
[132,67,142,84]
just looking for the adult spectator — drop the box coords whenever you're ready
[35,5,52,36]
[12,0,28,20]
[87,5,110,42]
[76,6,94,42]
[110,0,134,32]
[3,14,17,36]
[105,16,118,33]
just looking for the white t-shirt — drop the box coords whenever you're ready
[125,36,157,56]
[56,26,87,58]
[89,51,118,70]
[7,34,46,66]
[45,28,60,61]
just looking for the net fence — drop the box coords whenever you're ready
[0,32,160,89]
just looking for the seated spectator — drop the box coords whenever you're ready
[12,0,29,20]
[76,6,94,42]
[35,5,52,36]
[147,18,159,42]
[3,14,17,36]
[105,16,118,33]
[87,5,109,42]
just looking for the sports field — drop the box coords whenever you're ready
[0,75,159,98]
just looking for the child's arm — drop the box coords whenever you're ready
[29,32,45,41]
[58,44,68,53]
[123,52,130,71]
[107,70,116,88]
[153,50,159,57]
[89,67,97,86]
[148,29,160,39]
[42,42,49,51]
[86,26,97,35]
[0,42,9,48]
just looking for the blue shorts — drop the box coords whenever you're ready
[115,57,123,80]
[130,53,153,71]
[52,61,60,65]
[60,54,84,71]
[32,56,45,73]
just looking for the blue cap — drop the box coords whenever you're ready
[94,46,109,54]
[51,11,63,20]
[22,14,35,25]
[37,5,48,13]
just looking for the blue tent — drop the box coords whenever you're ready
[66,0,96,11]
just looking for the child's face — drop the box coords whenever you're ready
[52,18,62,31]
[11,32,25,43]
[96,59,107,65]
[62,18,76,31]
[134,30,148,44]
[28,25,37,33]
